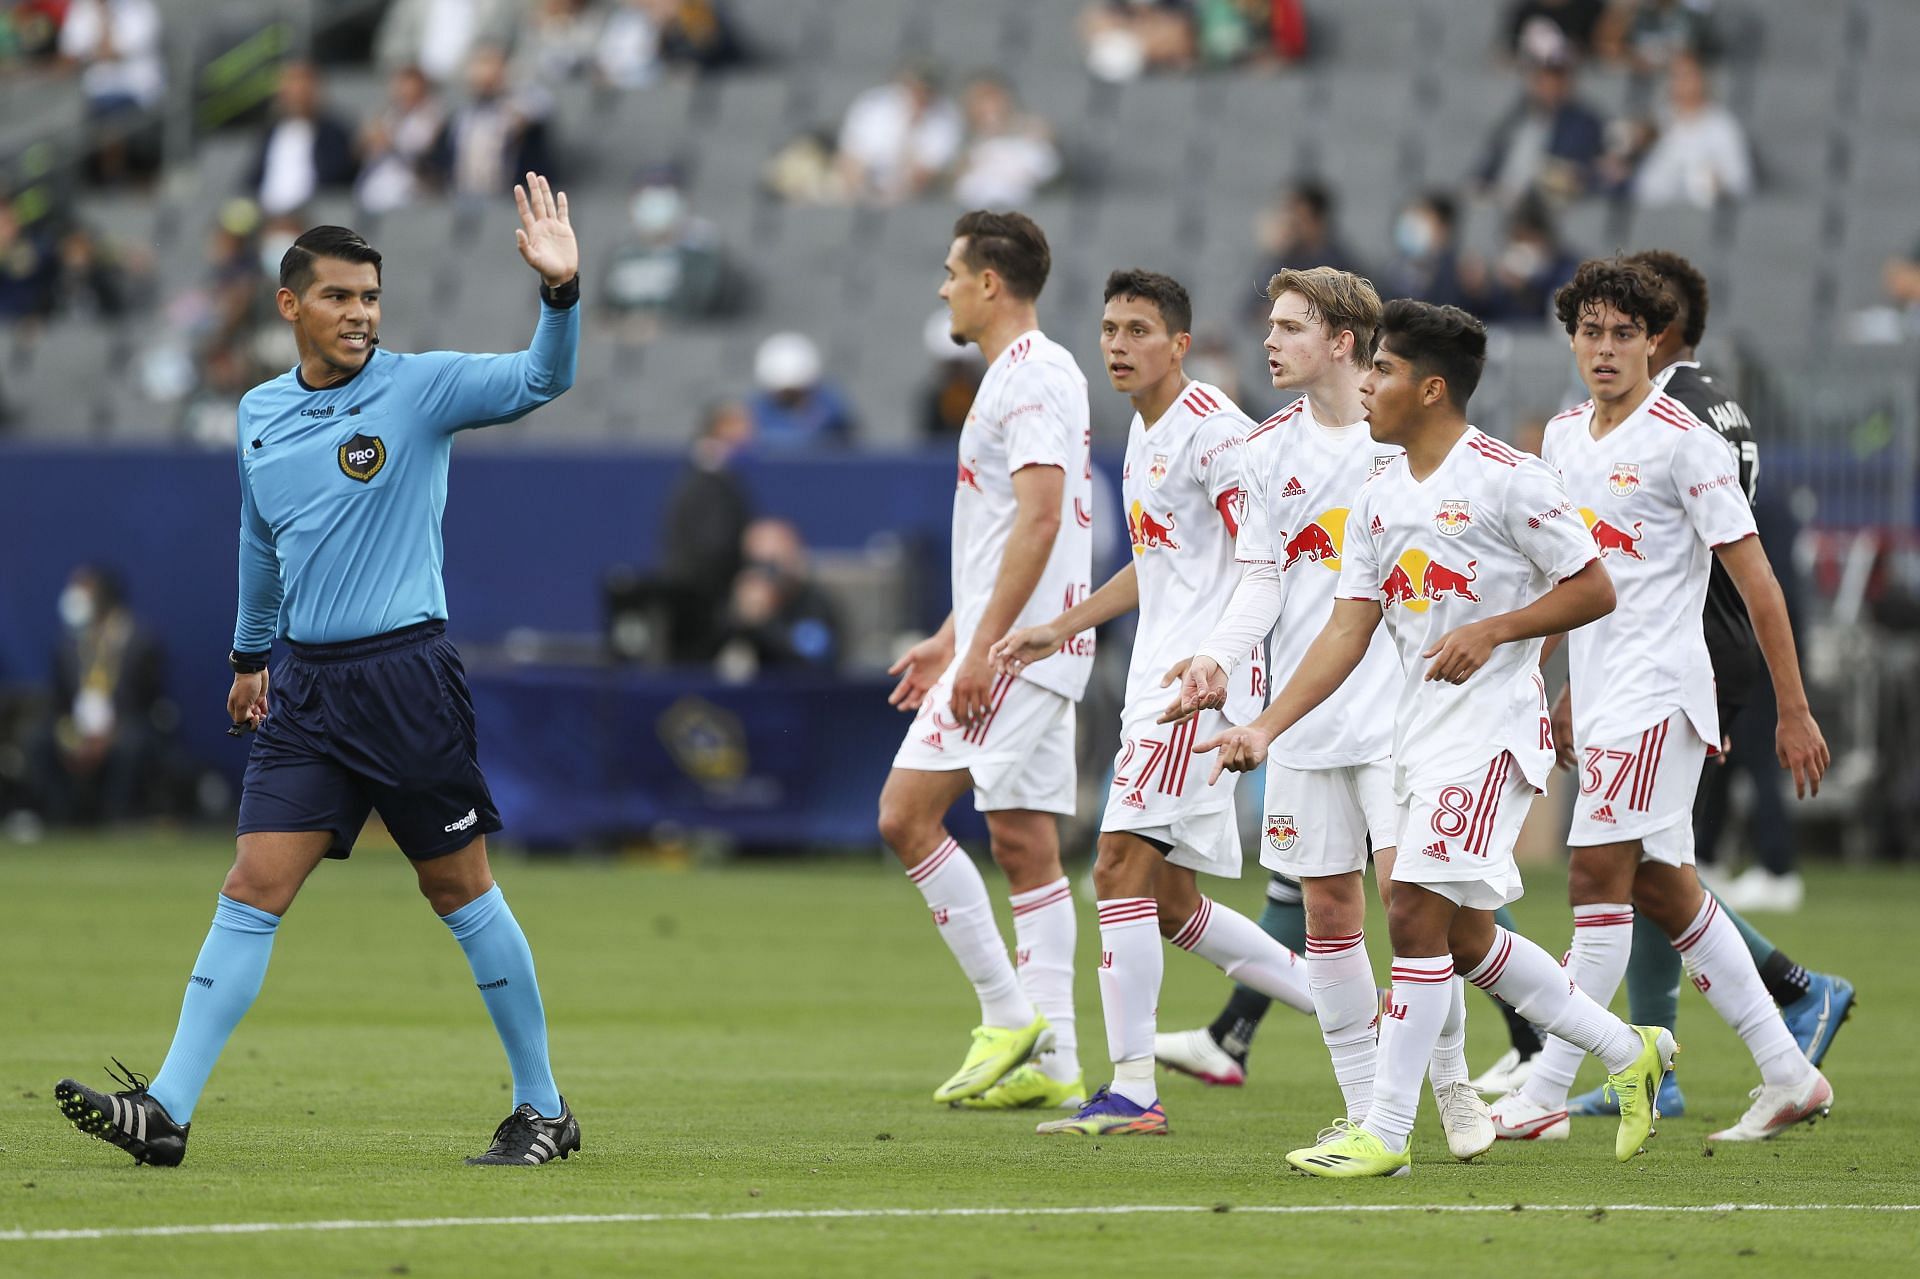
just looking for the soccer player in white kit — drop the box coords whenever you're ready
[1164,268,1492,1160]
[1489,258,1834,1145]
[878,211,1094,1108]
[991,270,1312,1135]
[1199,300,1674,1177]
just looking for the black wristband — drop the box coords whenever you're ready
[540,275,581,309]
[229,649,269,674]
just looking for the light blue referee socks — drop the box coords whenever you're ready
[148,894,281,1122]
[441,885,562,1118]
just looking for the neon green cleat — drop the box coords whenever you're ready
[1286,1118,1412,1178]
[1604,1025,1679,1162]
[955,1062,1085,1110]
[931,1015,1049,1104]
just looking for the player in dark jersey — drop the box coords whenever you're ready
[1469,250,1856,1112]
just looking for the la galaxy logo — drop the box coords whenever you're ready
[338,432,386,482]
[1434,500,1472,536]
[1609,462,1640,496]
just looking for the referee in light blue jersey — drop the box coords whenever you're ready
[56,174,584,1168]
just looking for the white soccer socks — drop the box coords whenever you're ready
[1308,930,1378,1122]
[1523,902,1635,1109]
[906,837,1034,1030]
[1171,896,1313,1014]
[1428,975,1471,1092]
[1098,897,1163,1107]
[1672,896,1812,1088]
[1466,927,1642,1075]
[1011,877,1080,1083]
[1364,955,1455,1152]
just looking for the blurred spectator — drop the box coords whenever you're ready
[1884,238,1920,311]
[596,0,661,89]
[49,223,139,320]
[0,203,57,322]
[1595,0,1720,71]
[355,64,447,215]
[917,307,983,440]
[600,164,744,338]
[715,519,843,677]
[1080,0,1196,82]
[376,0,518,87]
[27,565,168,826]
[1193,0,1309,68]
[1384,191,1484,314]
[749,332,856,449]
[1474,49,1607,204]
[1630,51,1750,208]
[1844,237,1920,343]
[248,60,359,218]
[835,63,964,206]
[645,0,748,74]
[3,1,68,60]
[763,127,846,205]
[430,44,555,204]
[660,400,756,660]
[1506,0,1606,59]
[952,74,1060,208]
[515,0,601,82]
[1250,179,1369,299]
[1183,331,1245,405]
[58,0,165,184]
[1481,194,1581,325]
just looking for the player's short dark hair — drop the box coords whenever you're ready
[1267,266,1383,366]
[280,225,382,296]
[1377,298,1488,410]
[1625,248,1709,348]
[1553,256,1677,339]
[953,209,1050,300]
[1103,268,1192,335]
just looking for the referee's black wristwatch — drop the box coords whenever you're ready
[229,649,269,674]
[540,275,581,309]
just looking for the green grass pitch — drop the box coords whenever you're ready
[2,835,1914,1277]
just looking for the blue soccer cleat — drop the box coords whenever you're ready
[1570,1069,1685,1118]
[1034,1085,1168,1136]
[1781,973,1855,1068]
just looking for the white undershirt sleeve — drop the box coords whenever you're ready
[1195,561,1282,673]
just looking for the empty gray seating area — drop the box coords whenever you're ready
[4,0,1917,446]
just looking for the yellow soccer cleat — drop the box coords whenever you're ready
[1605,1025,1679,1162]
[931,1015,1049,1104]
[955,1062,1085,1110]
[1286,1118,1412,1178]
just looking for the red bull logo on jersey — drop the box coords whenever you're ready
[1265,814,1299,853]
[1580,509,1647,560]
[1148,453,1169,489]
[1380,549,1480,611]
[1433,500,1472,537]
[957,457,983,492]
[1281,507,1349,571]
[1609,462,1640,496]
[1129,500,1180,552]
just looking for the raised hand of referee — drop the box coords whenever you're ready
[513,171,577,288]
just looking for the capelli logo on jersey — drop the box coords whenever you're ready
[338,432,387,483]
[299,405,335,418]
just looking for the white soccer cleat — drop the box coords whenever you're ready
[1153,1028,1246,1087]
[1488,1089,1570,1141]
[1434,1080,1497,1160]
[1708,1069,1833,1142]
[1468,1047,1538,1096]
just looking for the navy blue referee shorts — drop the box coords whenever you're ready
[237,620,502,861]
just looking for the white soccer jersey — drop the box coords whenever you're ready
[1542,389,1757,749]
[1337,428,1599,798]
[1121,380,1262,721]
[953,329,1095,702]
[1239,395,1405,768]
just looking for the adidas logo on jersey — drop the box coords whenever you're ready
[1121,789,1147,810]
[921,731,944,750]
[1281,476,1307,498]
[1422,840,1449,862]
[1369,514,1384,537]
[1590,804,1616,824]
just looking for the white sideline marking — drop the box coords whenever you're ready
[4,1203,1917,1243]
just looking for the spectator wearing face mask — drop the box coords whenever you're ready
[28,565,169,826]
[747,332,857,450]
[1481,194,1582,325]
[600,165,743,339]
[1384,191,1485,314]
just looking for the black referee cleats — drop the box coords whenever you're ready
[466,1098,580,1166]
[55,1059,190,1167]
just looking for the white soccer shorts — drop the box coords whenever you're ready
[891,666,1077,815]
[1391,751,1537,910]
[1566,708,1709,865]
[1098,704,1241,878]
[1259,757,1398,878]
